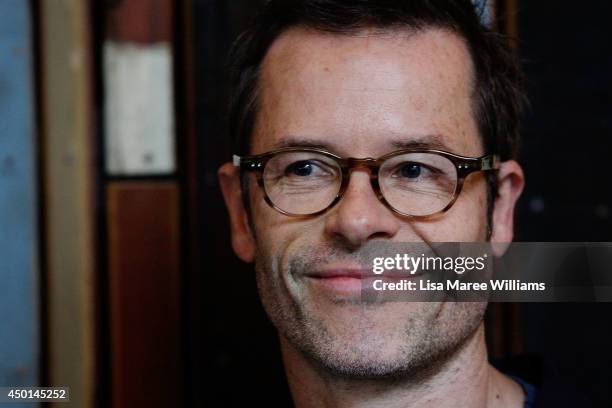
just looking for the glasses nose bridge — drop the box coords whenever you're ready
[344,157,380,177]
[340,157,384,200]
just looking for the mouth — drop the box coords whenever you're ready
[305,268,365,296]
[305,267,420,297]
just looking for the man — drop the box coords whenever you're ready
[219,1,527,406]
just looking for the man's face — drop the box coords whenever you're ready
[228,27,498,378]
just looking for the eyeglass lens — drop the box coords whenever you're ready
[262,151,458,216]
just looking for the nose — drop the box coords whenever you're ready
[324,169,400,247]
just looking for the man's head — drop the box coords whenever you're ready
[219,0,525,380]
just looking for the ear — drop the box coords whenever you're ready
[491,160,525,256]
[218,162,256,262]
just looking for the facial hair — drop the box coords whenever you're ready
[255,238,486,381]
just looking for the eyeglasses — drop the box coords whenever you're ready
[233,147,499,219]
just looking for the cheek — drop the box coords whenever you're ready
[411,174,489,242]
[451,174,489,239]
[249,183,319,259]
[250,185,280,251]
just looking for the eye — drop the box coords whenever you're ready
[286,161,316,177]
[400,163,424,179]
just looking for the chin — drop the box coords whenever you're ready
[297,328,446,381]
[276,298,486,381]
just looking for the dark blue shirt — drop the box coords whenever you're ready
[512,376,537,408]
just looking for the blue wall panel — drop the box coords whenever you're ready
[0,0,40,400]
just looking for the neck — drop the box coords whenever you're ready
[280,324,524,408]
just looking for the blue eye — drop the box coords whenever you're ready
[401,163,422,179]
[288,161,314,176]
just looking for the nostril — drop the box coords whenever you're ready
[369,231,392,240]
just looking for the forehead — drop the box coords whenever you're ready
[253,26,480,157]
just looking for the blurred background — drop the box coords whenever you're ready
[0,0,610,407]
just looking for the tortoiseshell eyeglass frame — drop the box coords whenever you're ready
[233,147,500,219]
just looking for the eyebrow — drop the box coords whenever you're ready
[389,135,450,151]
[270,134,452,155]
[271,137,335,151]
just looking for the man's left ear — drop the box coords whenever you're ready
[491,160,525,248]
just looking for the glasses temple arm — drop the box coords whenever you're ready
[481,154,501,171]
